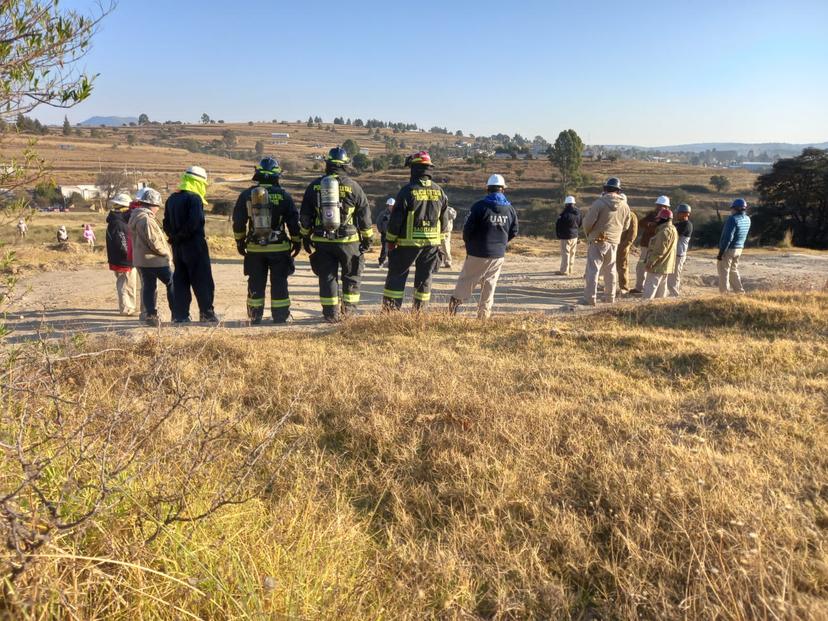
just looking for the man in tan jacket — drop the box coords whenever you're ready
[128,188,175,326]
[616,208,638,294]
[642,207,678,300]
[581,177,632,305]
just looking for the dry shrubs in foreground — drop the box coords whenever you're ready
[1,292,827,619]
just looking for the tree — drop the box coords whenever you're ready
[342,139,360,159]
[307,116,314,127]
[126,133,137,146]
[200,113,211,124]
[96,169,130,208]
[547,129,584,194]
[254,140,265,157]
[138,113,149,125]
[753,148,828,249]
[221,129,237,149]
[353,119,364,128]
[710,175,731,193]
[352,153,371,172]
[62,116,71,136]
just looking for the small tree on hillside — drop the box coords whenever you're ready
[138,113,149,125]
[254,140,265,157]
[342,139,360,159]
[547,129,584,195]
[710,174,731,193]
[96,169,129,208]
[62,116,71,136]
[221,129,237,149]
[352,153,371,172]
[200,113,211,124]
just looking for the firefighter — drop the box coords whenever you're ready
[382,151,450,311]
[299,147,373,323]
[233,157,301,324]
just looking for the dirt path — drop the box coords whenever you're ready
[5,249,827,344]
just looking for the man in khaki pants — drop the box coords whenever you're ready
[581,177,633,305]
[449,175,518,319]
[718,198,751,294]
[555,196,582,275]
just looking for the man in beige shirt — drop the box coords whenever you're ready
[581,177,633,305]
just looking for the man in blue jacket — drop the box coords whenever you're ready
[555,195,582,275]
[718,198,751,294]
[163,165,218,323]
[448,174,518,319]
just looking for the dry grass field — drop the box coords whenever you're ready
[1,292,826,619]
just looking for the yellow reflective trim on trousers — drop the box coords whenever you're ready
[311,234,359,244]
[342,293,360,304]
[300,226,312,236]
[383,289,404,299]
[385,232,398,242]
[360,229,374,238]
[413,291,432,301]
[234,232,246,240]
[271,298,291,308]
[247,298,265,308]
[245,242,291,253]
[320,296,339,306]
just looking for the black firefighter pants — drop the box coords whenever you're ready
[244,251,295,321]
[171,237,215,321]
[309,242,364,317]
[383,245,440,310]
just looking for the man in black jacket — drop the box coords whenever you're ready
[233,157,301,324]
[382,151,450,311]
[163,165,218,324]
[448,174,518,319]
[555,195,582,275]
[299,147,373,322]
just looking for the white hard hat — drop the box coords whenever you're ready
[137,187,162,207]
[386,197,396,206]
[655,195,671,207]
[186,165,208,180]
[110,192,132,208]
[564,195,576,205]
[487,174,507,188]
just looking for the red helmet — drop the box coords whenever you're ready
[406,151,433,167]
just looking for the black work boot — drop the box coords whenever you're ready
[322,307,341,324]
[200,309,220,324]
[381,297,401,313]
[272,309,293,324]
[248,307,263,325]
[412,299,427,312]
[448,296,462,316]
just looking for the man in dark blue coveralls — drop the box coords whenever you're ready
[163,165,219,324]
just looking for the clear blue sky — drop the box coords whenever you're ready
[37,0,828,146]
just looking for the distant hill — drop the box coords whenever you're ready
[79,116,139,127]
[605,142,828,155]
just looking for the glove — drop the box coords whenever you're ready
[386,242,397,253]
[290,240,301,258]
[359,238,372,253]
[716,252,723,261]
[236,240,246,256]
[302,237,314,255]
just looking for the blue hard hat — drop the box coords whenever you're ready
[326,147,350,165]
[731,198,747,210]
[604,177,621,190]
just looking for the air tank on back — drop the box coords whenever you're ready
[320,175,341,233]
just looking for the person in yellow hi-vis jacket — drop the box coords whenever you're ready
[382,151,450,311]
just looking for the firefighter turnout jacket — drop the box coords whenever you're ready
[299,173,373,244]
[386,177,450,247]
[233,184,301,252]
